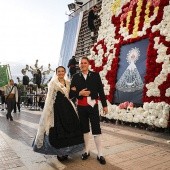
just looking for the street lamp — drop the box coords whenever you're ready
[67,1,83,11]
[68,3,75,11]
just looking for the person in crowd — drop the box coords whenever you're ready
[69,56,108,165]
[0,90,6,111]
[32,66,84,161]
[38,89,46,109]
[88,5,98,40]
[67,56,78,79]
[4,79,18,121]
[13,84,21,113]
[26,87,33,106]
[37,69,42,88]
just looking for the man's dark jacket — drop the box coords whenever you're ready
[69,71,107,107]
[67,58,78,68]
[88,10,98,29]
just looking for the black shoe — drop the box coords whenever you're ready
[97,156,106,165]
[81,152,90,160]
[6,114,9,120]
[57,155,65,162]
[9,117,13,121]
[13,112,16,113]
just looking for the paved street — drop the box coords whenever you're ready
[0,107,170,170]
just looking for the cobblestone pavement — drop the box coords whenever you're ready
[0,108,170,170]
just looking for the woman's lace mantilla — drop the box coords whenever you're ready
[34,76,72,148]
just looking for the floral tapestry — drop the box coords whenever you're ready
[88,0,170,128]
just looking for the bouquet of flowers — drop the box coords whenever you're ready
[119,101,134,109]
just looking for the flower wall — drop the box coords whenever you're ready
[88,0,170,128]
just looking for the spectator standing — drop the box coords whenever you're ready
[38,89,46,109]
[67,56,78,79]
[13,84,21,113]
[88,5,98,40]
[0,90,6,111]
[4,79,18,121]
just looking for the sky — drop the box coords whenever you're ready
[0,0,73,83]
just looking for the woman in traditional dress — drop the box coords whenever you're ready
[32,66,84,161]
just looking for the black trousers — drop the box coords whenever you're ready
[88,22,95,32]
[1,96,5,104]
[6,98,15,118]
[77,105,101,135]
[14,97,21,112]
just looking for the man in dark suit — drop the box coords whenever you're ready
[67,56,78,79]
[69,57,108,164]
[88,5,98,40]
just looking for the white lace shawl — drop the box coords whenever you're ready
[34,78,76,148]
